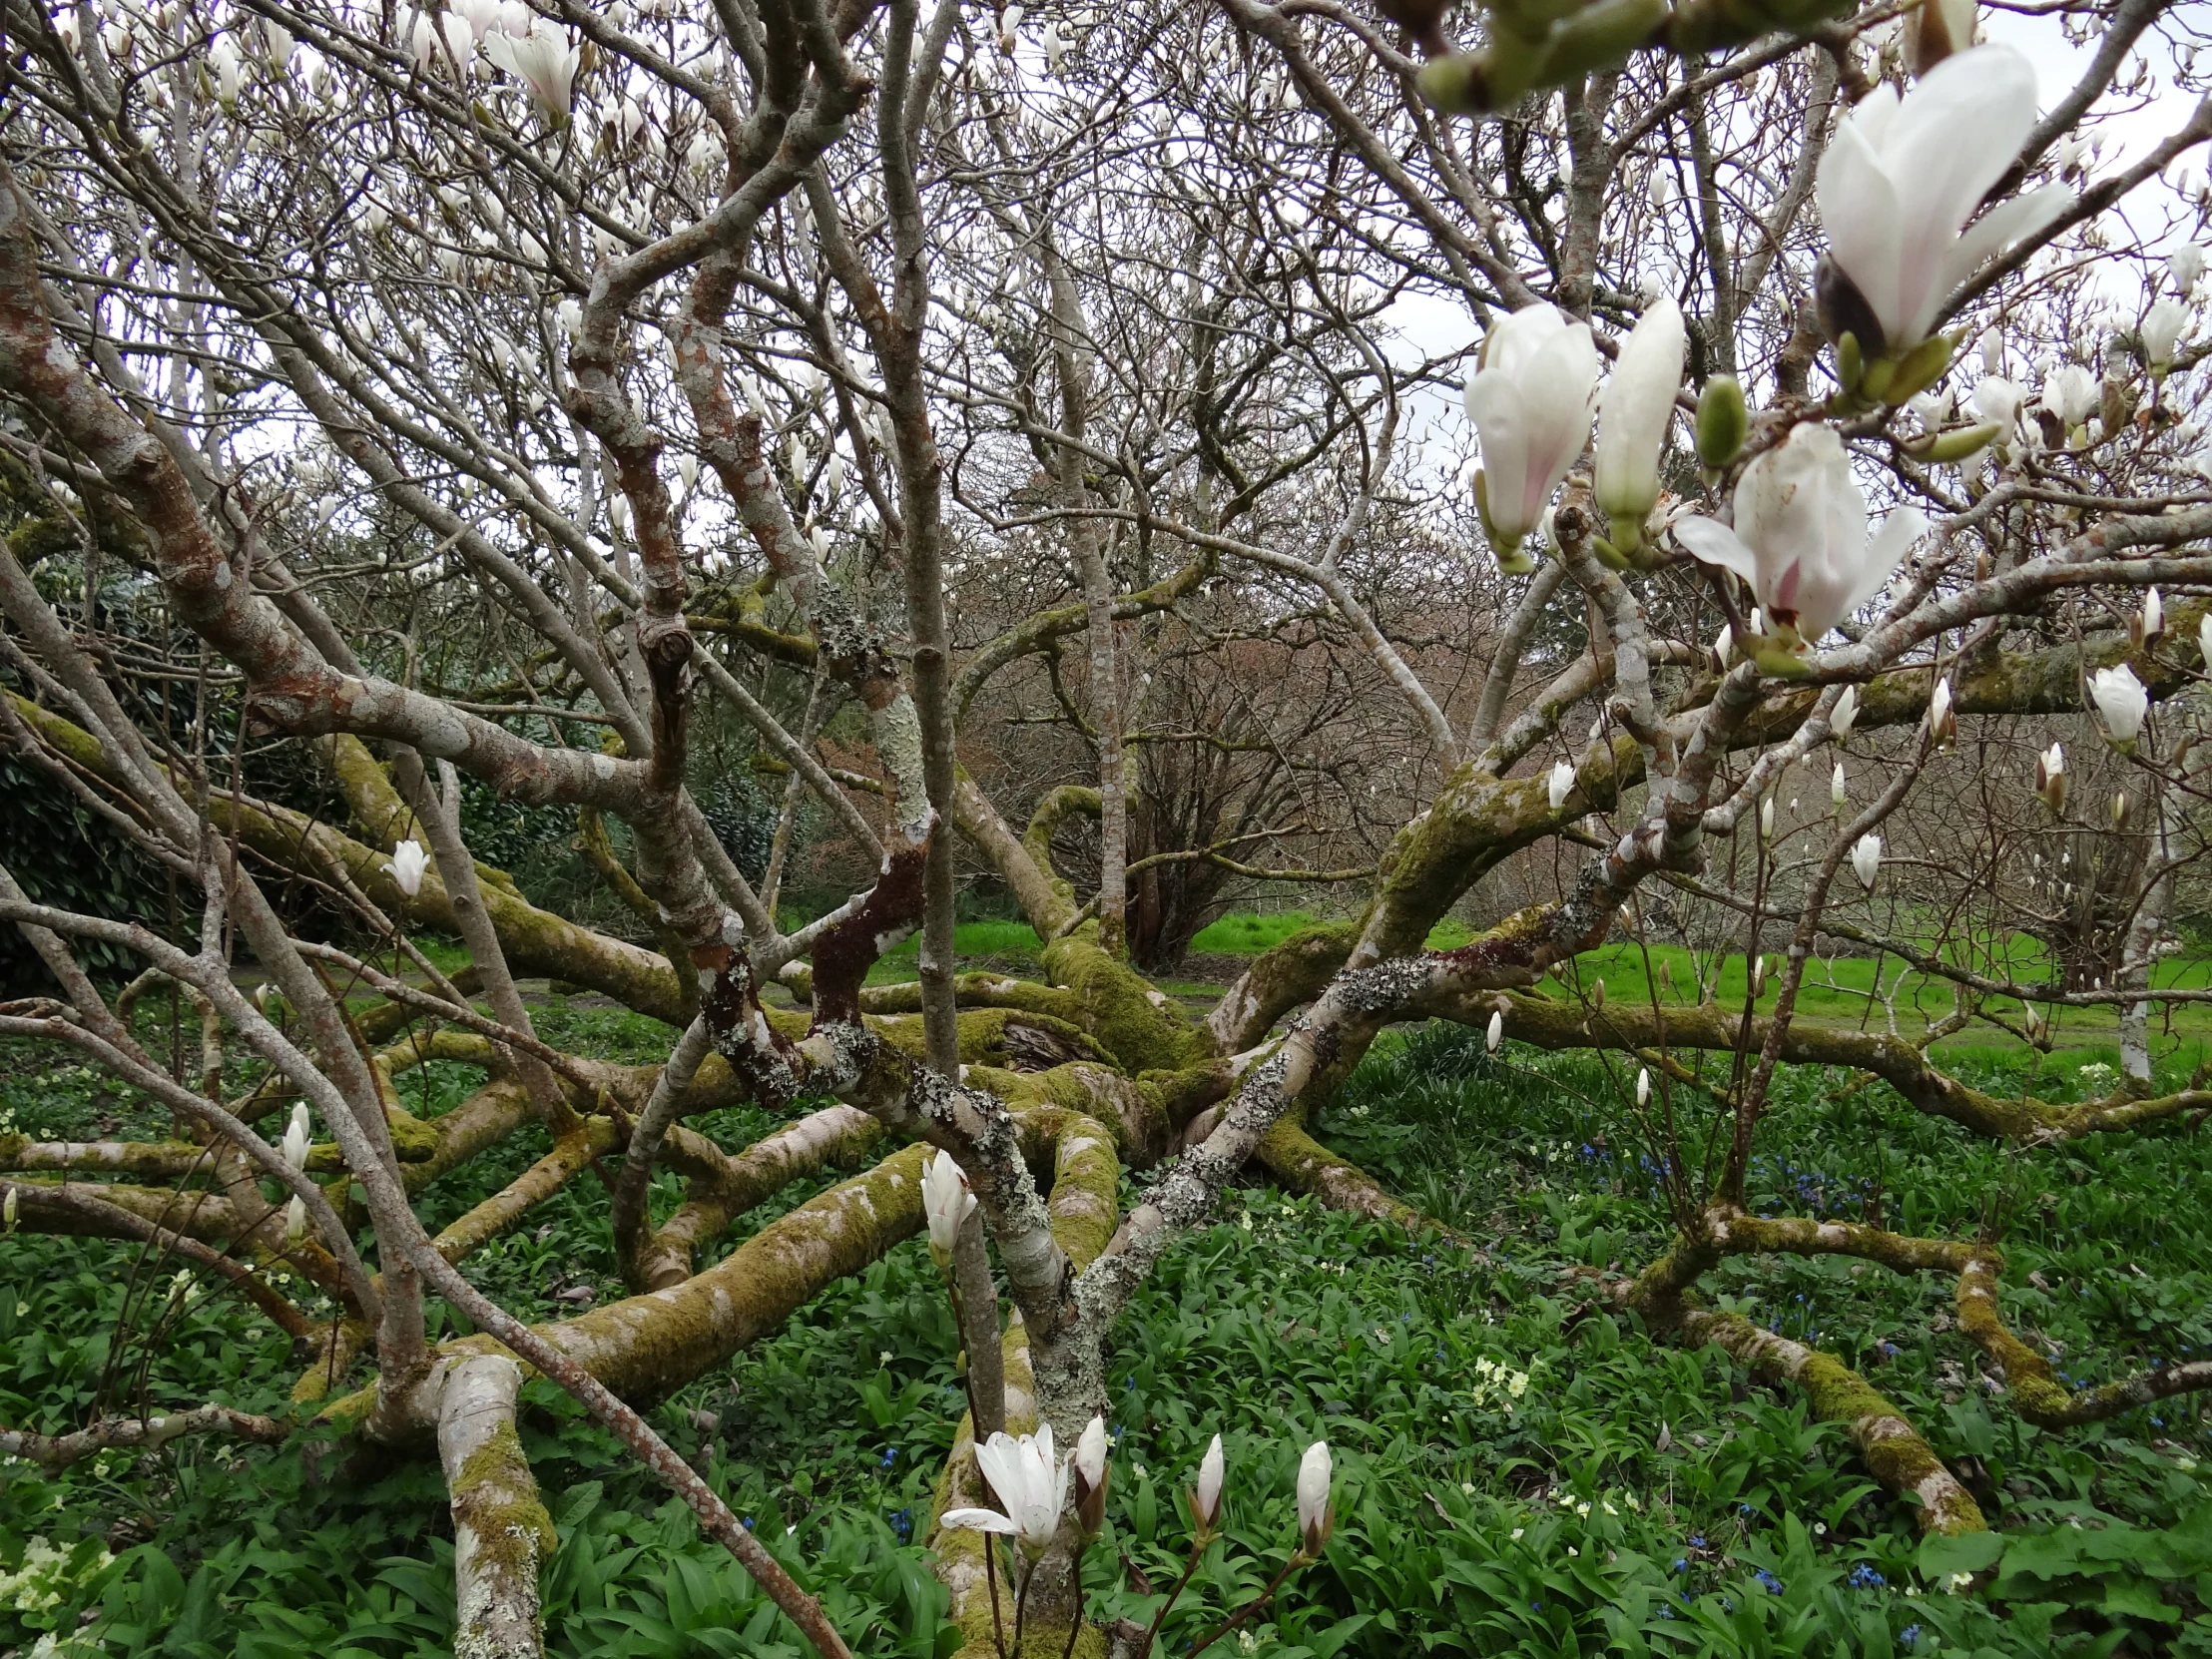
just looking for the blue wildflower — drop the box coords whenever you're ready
[1672,1557,1689,1573]
[1849,1564,1886,1589]
[1901,1624,1922,1648]
[880,1446,898,1468]
[1689,1535,1706,1548]
[1754,1567,1783,1595]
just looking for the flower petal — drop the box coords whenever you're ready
[939,1507,1019,1535]
[1671,517,1761,586]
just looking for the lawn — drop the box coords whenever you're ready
[3,1010,2207,1656]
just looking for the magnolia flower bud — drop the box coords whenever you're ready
[1464,304,1600,570]
[1852,833,1883,891]
[1485,1009,1503,1054]
[2113,791,2131,830]
[1191,1432,1226,1532]
[2172,244,2207,297]
[1832,762,1848,816]
[1977,325,2004,376]
[1594,297,1686,541]
[2041,364,2097,431]
[1831,685,1860,741]
[3,1185,16,1234]
[2088,663,2149,749]
[2200,610,2212,671]
[1929,677,1955,749]
[921,1150,978,1264]
[1694,374,1747,471]
[1635,1067,1650,1107]
[1546,760,1576,811]
[2142,587,2164,642]
[383,837,428,897]
[2035,742,2066,815]
[1074,1415,1110,1535]
[1759,797,1775,841]
[284,1193,307,1245]
[1297,1440,1334,1557]
[280,1102,311,1172]
[2142,298,2188,375]
[1591,978,1606,1011]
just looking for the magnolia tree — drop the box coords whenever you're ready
[3,0,2212,1648]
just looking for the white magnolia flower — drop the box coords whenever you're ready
[2087,663,2148,747]
[1673,424,1926,651]
[483,25,579,123]
[2172,244,2207,296]
[1977,324,2004,375]
[209,34,243,109]
[1593,296,1686,533]
[2142,298,2189,372]
[1815,45,2071,352]
[1464,304,1600,556]
[1832,762,1848,815]
[1635,1067,1650,1108]
[279,1102,311,1172]
[2200,610,2212,670]
[1485,1009,1502,1055]
[1759,796,1775,840]
[942,1425,1069,1558]
[921,1150,977,1258]
[1297,1440,1334,1556]
[1546,760,1576,810]
[410,12,437,69]
[2143,587,2164,641]
[1831,684,1861,740]
[1970,375,2025,437]
[1852,833,1883,890]
[2040,364,2097,428]
[439,11,474,67]
[1192,1432,1226,1528]
[284,1193,307,1245]
[3,1186,17,1234]
[383,837,428,897]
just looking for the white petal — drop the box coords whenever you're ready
[939,1507,1019,1535]
[1671,517,1761,587]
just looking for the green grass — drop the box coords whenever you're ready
[4,1015,2209,1656]
[1547,939,2212,1057]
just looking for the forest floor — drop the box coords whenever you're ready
[3,928,2208,1656]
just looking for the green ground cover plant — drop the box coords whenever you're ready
[6,1013,2204,1657]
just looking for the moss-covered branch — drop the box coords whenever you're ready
[1955,1252,2212,1426]
[1671,1306,1986,1535]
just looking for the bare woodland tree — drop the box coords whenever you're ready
[4,0,2212,1649]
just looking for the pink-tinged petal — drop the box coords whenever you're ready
[1671,517,1761,586]
[939,1508,1020,1535]
[1817,114,1907,341]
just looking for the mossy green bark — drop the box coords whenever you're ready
[1676,1306,1985,1534]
